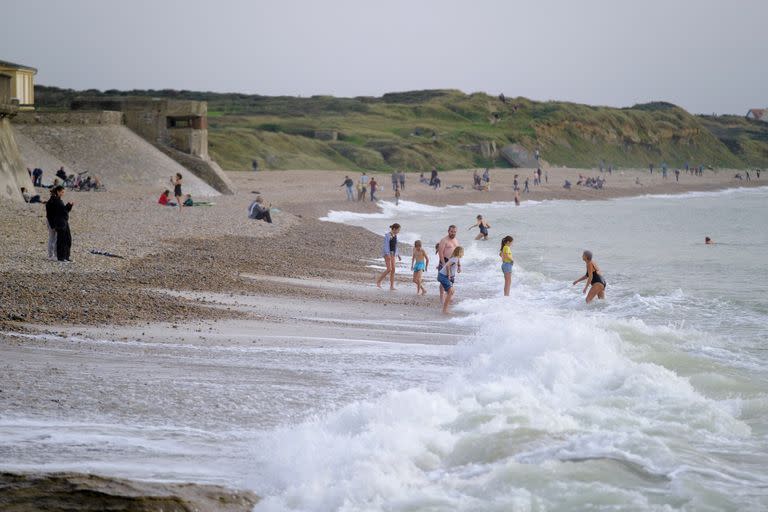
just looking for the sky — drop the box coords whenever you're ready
[2,0,767,114]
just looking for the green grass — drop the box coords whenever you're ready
[34,85,768,171]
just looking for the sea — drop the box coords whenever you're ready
[2,186,767,511]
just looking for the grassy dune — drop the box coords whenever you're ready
[35,86,768,171]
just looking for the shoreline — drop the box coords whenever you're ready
[1,167,763,330]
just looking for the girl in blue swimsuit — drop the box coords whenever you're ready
[410,240,429,295]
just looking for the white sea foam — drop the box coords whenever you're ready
[254,188,768,510]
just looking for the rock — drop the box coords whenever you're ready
[0,472,259,512]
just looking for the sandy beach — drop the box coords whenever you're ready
[1,166,765,508]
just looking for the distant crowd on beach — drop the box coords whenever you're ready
[28,166,103,193]
[375,219,607,314]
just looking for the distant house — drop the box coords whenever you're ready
[0,59,37,109]
[746,108,767,122]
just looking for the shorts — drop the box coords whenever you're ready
[413,261,426,272]
[502,262,513,273]
[437,273,453,292]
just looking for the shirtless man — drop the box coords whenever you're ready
[436,225,460,302]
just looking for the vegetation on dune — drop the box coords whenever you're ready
[34,85,768,171]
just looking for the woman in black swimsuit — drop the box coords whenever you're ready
[468,215,491,240]
[572,250,606,303]
[171,173,183,210]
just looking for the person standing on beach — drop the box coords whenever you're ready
[398,170,406,191]
[376,223,401,290]
[410,240,429,295]
[437,225,460,302]
[341,175,355,201]
[438,246,463,314]
[44,188,58,260]
[649,163,654,174]
[370,176,378,201]
[572,250,606,304]
[359,173,369,201]
[500,235,514,296]
[468,214,490,240]
[46,185,74,262]
[675,169,680,182]
[395,185,401,205]
[171,173,183,210]
[514,189,520,206]
[391,172,398,192]
[524,177,530,193]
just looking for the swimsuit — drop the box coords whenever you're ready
[174,183,182,196]
[382,232,398,258]
[588,267,607,287]
[413,261,426,272]
[479,223,489,236]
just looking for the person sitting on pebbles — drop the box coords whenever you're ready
[248,196,273,223]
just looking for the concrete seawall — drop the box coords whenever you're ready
[12,111,218,196]
[0,115,33,203]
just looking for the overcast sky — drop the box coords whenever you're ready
[3,0,766,114]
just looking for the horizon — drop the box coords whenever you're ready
[3,0,768,116]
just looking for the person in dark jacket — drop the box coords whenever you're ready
[248,196,272,223]
[46,186,74,262]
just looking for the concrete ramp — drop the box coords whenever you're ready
[13,124,218,196]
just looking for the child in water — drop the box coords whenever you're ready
[438,246,464,314]
[500,235,514,296]
[410,240,429,295]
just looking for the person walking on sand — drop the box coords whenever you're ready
[411,240,429,295]
[376,223,402,290]
[437,225,460,302]
[524,177,530,193]
[468,214,491,240]
[572,250,606,304]
[398,170,406,191]
[46,185,74,262]
[514,189,520,206]
[500,235,514,296]
[341,175,355,201]
[438,246,464,314]
[171,173,183,210]
[391,171,398,192]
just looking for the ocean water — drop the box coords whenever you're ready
[2,187,767,511]
[298,187,768,511]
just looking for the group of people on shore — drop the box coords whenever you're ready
[28,166,102,192]
[341,171,407,203]
[375,220,607,314]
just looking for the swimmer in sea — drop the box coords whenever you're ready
[438,246,464,314]
[500,235,514,296]
[410,240,429,295]
[376,223,402,290]
[705,236,714,244]
[572,250,606,303]
[468,214,491,240]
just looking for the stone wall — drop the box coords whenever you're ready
[0,113,33,203]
